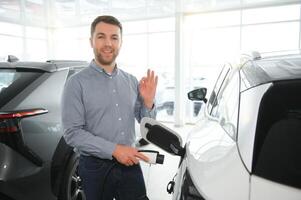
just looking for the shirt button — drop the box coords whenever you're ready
[113,89,116,93]
[118,118,122,121]
[121,132,124,135]
[116,103,118,107]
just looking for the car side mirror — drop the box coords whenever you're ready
[188,88,207,103]
[140,117,185,157]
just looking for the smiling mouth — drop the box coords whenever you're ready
[102,49,113,55]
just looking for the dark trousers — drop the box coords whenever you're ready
[79,155,149,200]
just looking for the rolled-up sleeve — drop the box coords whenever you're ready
[134,90,157,123]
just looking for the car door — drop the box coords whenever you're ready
[185,64,249,199]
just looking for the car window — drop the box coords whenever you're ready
[213,69,240,139]
[253,80,301,189]
[254,118,301,189]
[209,65,240,139]
[207,64,230,114]
[0,69,43,109]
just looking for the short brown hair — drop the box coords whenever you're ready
[90,15,122,36]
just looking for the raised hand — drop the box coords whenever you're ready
[139,69,158,109]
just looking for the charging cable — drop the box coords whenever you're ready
[100,150,164,199]
[167,173,177,194]
[138,150,164,192]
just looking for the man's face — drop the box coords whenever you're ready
[90,22,122,68]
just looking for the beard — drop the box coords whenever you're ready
[94,48,119,67]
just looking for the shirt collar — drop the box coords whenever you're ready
[90,59,119,77]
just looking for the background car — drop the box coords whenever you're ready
[0,56,87,200]
[140,52,301,200]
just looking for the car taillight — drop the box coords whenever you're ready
[0,108,48,133]
[0,108,48,119]
[0,108,48,166]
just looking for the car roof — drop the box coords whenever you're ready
[0,60,88,72]
[240,53,301,88]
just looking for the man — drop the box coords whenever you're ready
[62,15,158,200]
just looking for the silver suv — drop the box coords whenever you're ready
[0,56,87,200]
[141,52,301,200]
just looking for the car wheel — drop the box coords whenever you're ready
[59,153,86,200]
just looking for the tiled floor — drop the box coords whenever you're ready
[139,123,194,200]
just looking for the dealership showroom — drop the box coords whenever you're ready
[1,0,301,200]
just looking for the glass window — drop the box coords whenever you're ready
[207,65,231,114]
[184,0,241,13]
[241,22,299,53]
[79,0,109,15]
[25,0,45,22]
[0,70,18,91]
[54,0,76,17]
[148,18,175,32]
[0,22,22,37]
[211,68,240,139]
[123,21,148,34]
[0,0,20,20]
[25,26,47,40]
[185,13,241,66]
[0,69,42,109]
[254,81,301,189]
[0,35,23,60]
[242,4,300,24]
[148,32,174,74]
[118,34,148,78]
[119,18,175,122]
[78,38,93,61]
[148,32,175,121]
[186,11,240,29]
[53,27,88,60]
[25,39,47,61]
[185,11,241,122]
[242,0,299,7]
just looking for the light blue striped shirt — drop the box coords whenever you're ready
[62,60,156,159]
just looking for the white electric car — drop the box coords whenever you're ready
[141,52,301,200]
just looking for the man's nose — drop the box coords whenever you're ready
[104,38,112,46]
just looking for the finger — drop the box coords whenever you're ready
[155,75,158,87]
[150,70,155,82]
[130,156,139,165]
[126,161,132,166]
[140,77,146,86]
[135,152,149,162]
[147,69,150,79]
[139,78,145,87]
[121,158,129,165]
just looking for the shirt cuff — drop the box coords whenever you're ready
[142,103,157,118]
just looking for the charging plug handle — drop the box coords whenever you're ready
[138,150,164,164]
